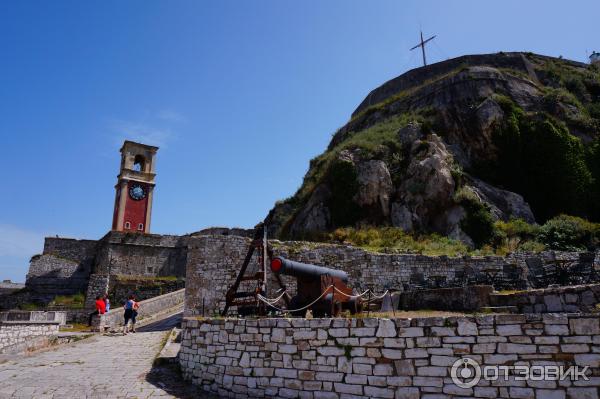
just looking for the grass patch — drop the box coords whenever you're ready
[50,293,85,309]
[114,275,181,282]
[495,290,527,296]
[323,227,470,256]
[18,302,42,311]
[59,323,90,333]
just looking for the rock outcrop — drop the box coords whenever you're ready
[265,52,600,245]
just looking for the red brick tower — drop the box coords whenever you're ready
[112,141,158,233]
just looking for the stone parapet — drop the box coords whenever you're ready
[180,314,600,398]
[0,320,60,354]
[92,288,185,331]
[0,311,66,326]
[491,283,600,313]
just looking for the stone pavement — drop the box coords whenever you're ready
[0,314,212,399]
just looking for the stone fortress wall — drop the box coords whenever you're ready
[180,314,600,399]
[184,234,599,316]
[2,231,194,310]
[6,229,598,314]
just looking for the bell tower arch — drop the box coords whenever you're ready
[112,141,158,233]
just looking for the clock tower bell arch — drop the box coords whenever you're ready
[112,141,158,234]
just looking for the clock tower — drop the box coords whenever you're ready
[112,141,158,234]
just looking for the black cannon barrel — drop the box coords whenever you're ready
[270,257,348,283]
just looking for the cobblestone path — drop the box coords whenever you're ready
[0,321,209,399]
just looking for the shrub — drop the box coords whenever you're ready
[588,103,600,120]
[489,101,594,221]
[564,75,590,102]
[454,188,499,248]
[537,215,600,250]
[495,218,541,240]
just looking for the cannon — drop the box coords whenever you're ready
[270,257,362,317]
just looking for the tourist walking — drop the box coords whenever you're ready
[88,295,106,326]
[131,298,140,333]
[123,295,136,334]
[103,294,110,313]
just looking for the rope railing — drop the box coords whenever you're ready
[257,285,335,313]
[255,285,394,314]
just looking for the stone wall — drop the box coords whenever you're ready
[0,280,25,296]
[26,255,90,301]
[84,274,110,309]
[21,231,190,309]
[43,237,99,263]
[184,235,597,316]
[400,286,494,312]
[108,276,185,305]
[491,283,600,313]
[93,288,185,331]
[180,314,600,398]
[0,320,60,354]
[351,52,584,117]
[93,232,189,277]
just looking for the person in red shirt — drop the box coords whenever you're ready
[88,295,106,326]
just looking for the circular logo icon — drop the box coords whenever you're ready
[451,357,481,388]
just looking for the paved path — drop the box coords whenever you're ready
[0,313,211,399]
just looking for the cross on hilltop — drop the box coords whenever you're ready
[410,31,436,67]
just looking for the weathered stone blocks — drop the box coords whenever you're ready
[180,314,600,398]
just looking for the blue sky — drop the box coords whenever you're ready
[1,0,598,282]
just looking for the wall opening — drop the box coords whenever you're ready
[133,155,146,172]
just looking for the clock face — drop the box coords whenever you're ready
[129,184,146,201]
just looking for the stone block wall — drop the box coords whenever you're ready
[93,232,188,277]
[0,321,60,354]
[180,314,600,398]
[84,274,110,309]
[0,280,25,296]
[108,276,185,305]
[491,283,600,313]
[20,231,190,310]
[26,255,90,300]
[43,237,99,263]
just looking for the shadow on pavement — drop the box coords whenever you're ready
[146,363,217,399]
[137,312,182,332]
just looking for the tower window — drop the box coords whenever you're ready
[133,155,146,172]
[138,223,144,231]
[124,222,131,230]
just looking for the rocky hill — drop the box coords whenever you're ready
[265,52,600,247]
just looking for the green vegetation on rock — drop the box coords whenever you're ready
[325,226,470,256]
[488,97,593,221]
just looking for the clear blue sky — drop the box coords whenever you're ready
[1,0,598,282]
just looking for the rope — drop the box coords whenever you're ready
[364,290,390,302]
[257,285,394,313]
[331,286,369,298]
[257,285,335,313]
[331,286,390,301]
[258,290,288,304]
